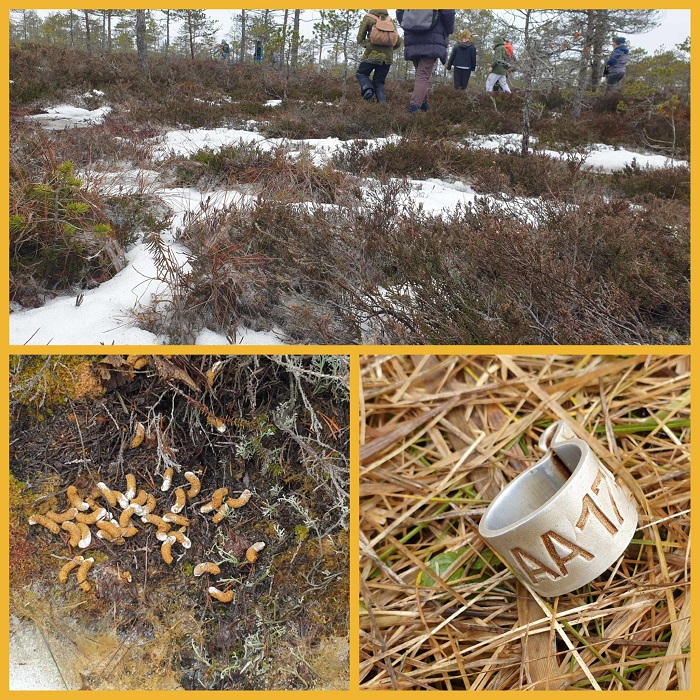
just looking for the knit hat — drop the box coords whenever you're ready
[613,36,626,44]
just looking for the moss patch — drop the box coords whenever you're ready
[10,354,349,690]
[10,356,104,419]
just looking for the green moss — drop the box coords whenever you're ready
[10,356,104,417]
[84,550,109,564]
[294,525,309,543]
[9,473,34,516]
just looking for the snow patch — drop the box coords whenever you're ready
[26,105,111,130]
[466,132,687,171]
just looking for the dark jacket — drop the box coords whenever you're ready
[490,36,510,75]
[605,44,630,75]
[357,10,403,65]
[446,41,477,71]
[396,10,456,64]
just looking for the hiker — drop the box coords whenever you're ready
[218,40,230,62]
[485,35,511,93]
[397,9,456,112]
[356,10,403,103]
[490,37,515,91]
[446,30,477,90]
[604,37,630,88]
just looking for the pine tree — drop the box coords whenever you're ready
[173,9,219,60]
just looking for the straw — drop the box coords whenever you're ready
[360,355,690,690]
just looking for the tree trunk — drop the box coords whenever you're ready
[521,11,532,158]
[291,9,301,68]
[136,10,148,72]
[83,10,92,53]
[187,15,195,60]
[282,10,289,99]
[240,10,246,63]
[164,10,170,56]
[317,25,324,69]
[341,19,350,100]
[572,10,595,118]
[590,10,608,90]
[68,10,75,50]
[107,11,112,54]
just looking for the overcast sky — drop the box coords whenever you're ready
[28,9,690,54]
[205,9,689,54]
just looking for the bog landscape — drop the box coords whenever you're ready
[10,9,689,345]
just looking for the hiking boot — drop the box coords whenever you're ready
[408,104,420,113]
[420,99,429,112]
[356,73,375,101]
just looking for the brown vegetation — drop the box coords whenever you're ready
[10,355,349,690]
[360,354,690,690]
[9,45,690,344]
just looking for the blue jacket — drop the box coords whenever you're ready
[605,44,630,75]
[396,10,456,64]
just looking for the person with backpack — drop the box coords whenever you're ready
[356,10,403,103]
[490,37,515,91]
[603,37,630,89]
[396,9,456,112]
[446,30,477,90]
[218,39,230,62]
[486,35,512,93]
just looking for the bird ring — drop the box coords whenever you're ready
[479,421,638,597]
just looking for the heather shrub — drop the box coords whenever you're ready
[11,45,690,156]
[9,44,689,344]
[157,179,688,345]
[607,162,690,202]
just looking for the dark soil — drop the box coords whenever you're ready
[10,354,350,690]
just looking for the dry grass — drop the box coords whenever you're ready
[360,355,689,690]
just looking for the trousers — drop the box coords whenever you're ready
[486,73,510,93]
[410,57,438,107]
[453,67,471,90]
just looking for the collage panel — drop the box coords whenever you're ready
[9,354,349,690]
[360,354,689,690]
[9,8,689,346]
[6,5,693,695]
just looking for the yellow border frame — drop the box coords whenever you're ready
[4,4,696,696]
